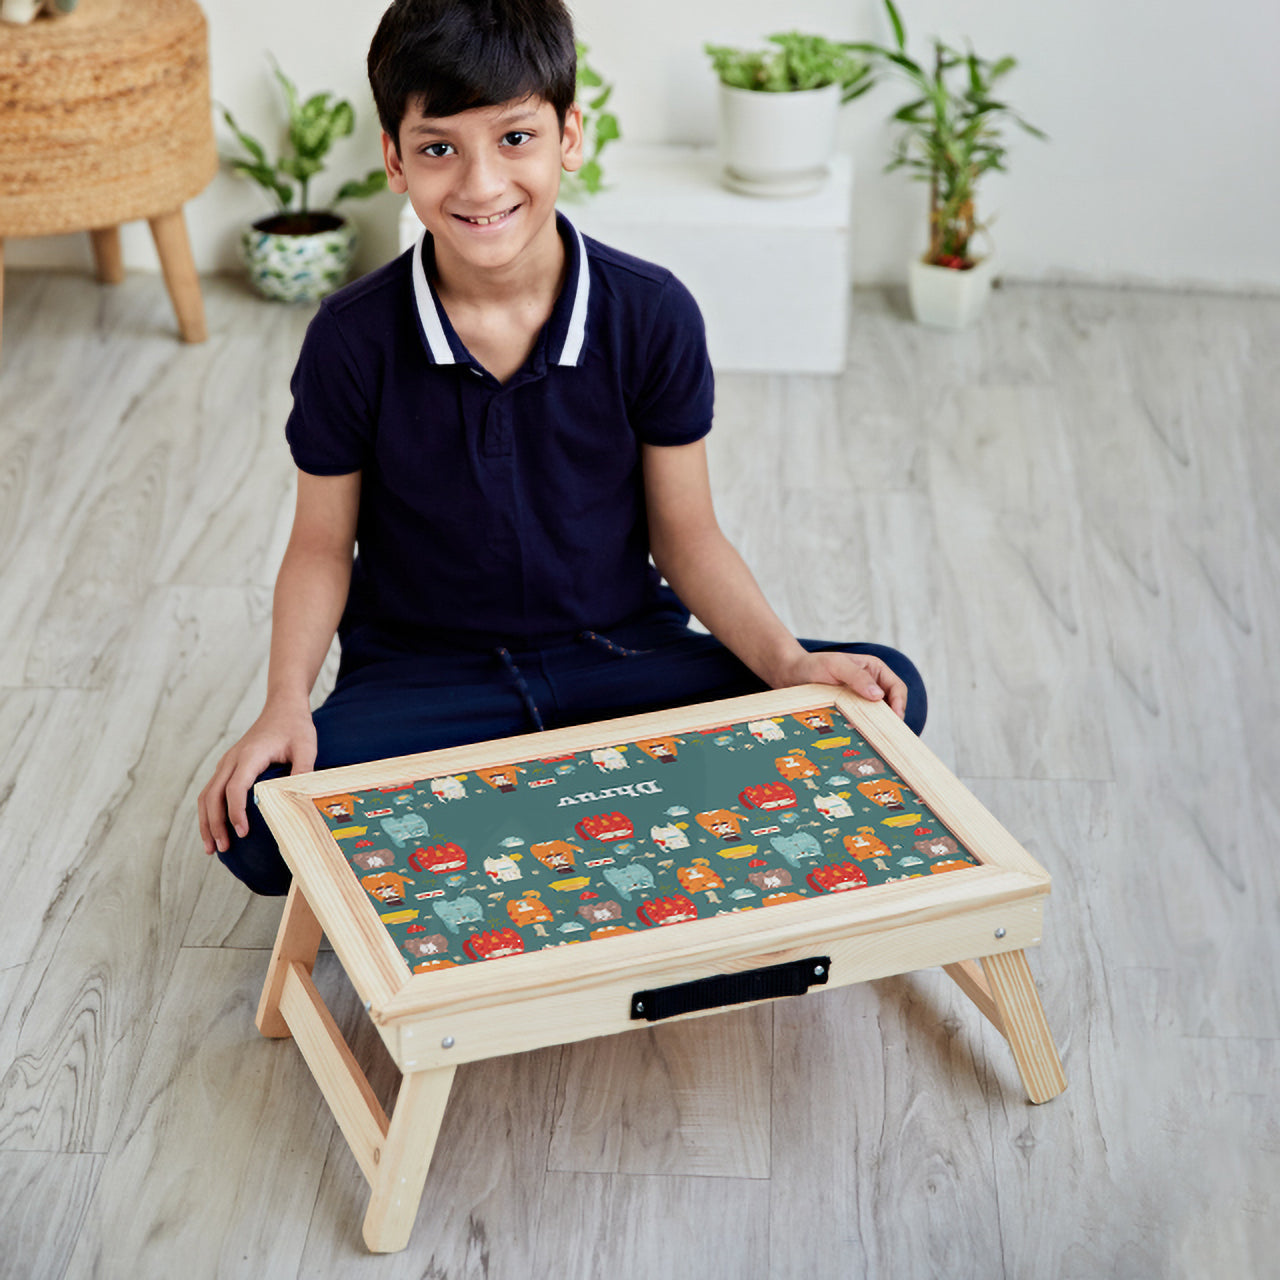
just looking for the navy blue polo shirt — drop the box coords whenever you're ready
[285,213,715,650]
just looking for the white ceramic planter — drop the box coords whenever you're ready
[716,82,841,197]
[240,214,358,304]
[907,255,996,330]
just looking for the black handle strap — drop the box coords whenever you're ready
[630,956,831,1022]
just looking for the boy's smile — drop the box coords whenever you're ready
[383,97,583,289]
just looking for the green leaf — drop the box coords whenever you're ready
[841,79,876,104]
[967,53,983,95]
[300,91,331,122]
[884,0,907,51]
[588,84,613,112]
[882,49,925,77]
[269,56,299,121]
[577,158,603,193]
[330,99,355,139]
[334,169,388,203]
[594,112,620,145]
[220,107,268,167]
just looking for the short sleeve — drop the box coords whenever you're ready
[284,302,373,475]
[629,273,715,446]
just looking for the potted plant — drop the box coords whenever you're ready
[851,0,1045,328]
[221,58,387,303]
[704,32,873,197]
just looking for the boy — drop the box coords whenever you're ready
[198,0,926,895]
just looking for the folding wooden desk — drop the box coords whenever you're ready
[254,685,1065,1253]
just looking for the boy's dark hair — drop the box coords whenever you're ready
[369,0,577,150]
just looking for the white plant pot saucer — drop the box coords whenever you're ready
[720,165,830,198]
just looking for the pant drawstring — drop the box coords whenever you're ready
[497,632,653,731]
[577,630,653,658]
[495,646,545,731]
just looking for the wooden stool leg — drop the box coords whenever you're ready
[89,226,125,284]
[976,950,1067,1104]
[146,208,207,343]
[257,881,323,1038]
[362,1064,457,1253]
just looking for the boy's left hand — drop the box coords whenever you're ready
[773,650,908,720]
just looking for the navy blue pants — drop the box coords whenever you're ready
[218,616,927,895]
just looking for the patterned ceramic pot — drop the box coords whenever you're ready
[240,212,357,303]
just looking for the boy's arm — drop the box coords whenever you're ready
[643,440,906,717]
[198,469,361,855]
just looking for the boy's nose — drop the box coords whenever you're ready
[457,153,507,207]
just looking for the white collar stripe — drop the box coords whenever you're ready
[556,221,590,367]
[411,227,455,364]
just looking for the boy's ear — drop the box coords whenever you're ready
[382,130,408,194]
[560,104,585,174]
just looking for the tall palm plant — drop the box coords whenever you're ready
[852,0,1045,267]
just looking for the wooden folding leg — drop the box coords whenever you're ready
[945,950,1066,1104]
[147,207,207,343]
[362,1064,457,1253]
[257,881,323,1038]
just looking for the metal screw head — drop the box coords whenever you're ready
[814,965,825,976]
[635,1001,644,1013]
[994,927,1007,939]
[441,1036,455,1049]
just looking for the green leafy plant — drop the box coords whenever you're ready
[704,32,873,102]
[562,40,621,198]
[850,0,1045,268]
[220,57,387,231]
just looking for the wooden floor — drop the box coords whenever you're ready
[1,267,1276,1279]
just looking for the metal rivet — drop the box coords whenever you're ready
[363,1000,372,1011]
[441,1035,455,1049]
[994,927,1007,939]
[635,1001,644,1013]
[814,965,825,976]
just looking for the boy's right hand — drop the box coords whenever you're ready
[198,701,318,856]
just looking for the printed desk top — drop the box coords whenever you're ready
[310,706,982,974]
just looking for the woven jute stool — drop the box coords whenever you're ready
[0,0,217,355]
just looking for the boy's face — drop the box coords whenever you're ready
[384,96,583,282]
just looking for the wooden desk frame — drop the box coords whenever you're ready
[254,685,1066,1253]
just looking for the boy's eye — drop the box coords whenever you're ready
[501,131,532,147]
[422,142,454,158]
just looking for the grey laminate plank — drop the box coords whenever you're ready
[1163,1035,1280,1279]
[973,779,1174,1280]
[60,948,331,1280]
[182,873,292,951]
[0,588,276,1152]
[767,975,1003,1280]
[547,1005,772,1177]
[860,490,959,762]
[529,1171,771,1280]
[929,385,1108,781]
[0,1151,104,1280]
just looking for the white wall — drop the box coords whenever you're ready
[8,0,1279,290]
